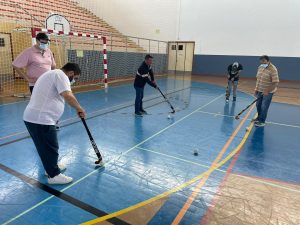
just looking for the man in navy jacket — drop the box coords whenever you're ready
[134,55,157,116]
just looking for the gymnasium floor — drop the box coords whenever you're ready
[0,76,299,225]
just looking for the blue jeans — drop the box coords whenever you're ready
[256,92,273,123]
[134,86,144,113]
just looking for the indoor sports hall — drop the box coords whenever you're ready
[0,1,299,225]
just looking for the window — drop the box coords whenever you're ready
[0,38,5,47]
[178,45,183,50]
[171,45,176,50]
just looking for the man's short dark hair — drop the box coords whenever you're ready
[36,33,49,41]
[145,54,153,60]
[62,63,81,75]
[259,55,270,61]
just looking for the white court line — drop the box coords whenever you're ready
[3,94,224,225]
[136,146,213,170]
[137,146,300,194]
[197,110,300,128]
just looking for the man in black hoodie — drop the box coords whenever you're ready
[134,55,158,116]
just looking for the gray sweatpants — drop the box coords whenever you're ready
[226,80,238,98]
[24,121,61,178]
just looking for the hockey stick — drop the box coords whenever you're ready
[81,118,103,165]
[234,96,262,120]
[157,87,175,113]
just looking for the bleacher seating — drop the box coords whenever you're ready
[0,0,145,52]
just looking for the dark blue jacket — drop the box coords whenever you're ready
[134,61,156,88]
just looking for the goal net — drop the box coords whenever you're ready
[0,27,169,98]
[0,2,169,98]
[0,27,107,97]
[32,27,108,89]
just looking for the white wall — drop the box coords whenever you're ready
[178,0,300,56]
[77,0,300,57]
[76,0,179,41]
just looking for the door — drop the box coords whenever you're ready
[168,42,194,71]
[0,33,13,76]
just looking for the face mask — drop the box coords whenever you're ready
[68,75,76,85]
[260,63,269,68]
[39,43,49,50]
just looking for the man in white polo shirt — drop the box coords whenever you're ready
[24,63,86,184]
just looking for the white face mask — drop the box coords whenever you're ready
[260,63,269,68]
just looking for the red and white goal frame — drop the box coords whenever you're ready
[31,27,108,88]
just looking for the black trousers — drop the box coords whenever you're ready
[29,86,34,94]
[24,121,61,178]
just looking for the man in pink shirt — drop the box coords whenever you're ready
[12,32,56,93]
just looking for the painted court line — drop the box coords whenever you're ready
[171,105,255,225]
[0,164,130,225]
[233,173,300,193]
[3,94,223,225]
[137,146,300,194]
[200,122,251,225]
[197,110,300,128]
[136,146,213,170]
[80,106,255,225]
[0,87,188,143]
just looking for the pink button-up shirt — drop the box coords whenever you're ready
[12,46,56,86]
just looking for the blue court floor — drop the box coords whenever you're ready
[0,77,299,225]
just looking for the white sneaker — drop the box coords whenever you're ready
[45,163,66,176]
[48,173,73,185]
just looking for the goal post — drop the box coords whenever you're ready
[31,27,108,89]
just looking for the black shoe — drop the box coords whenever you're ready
[225,97,229,103]
[55,126,60,131]
[233,97,236,102]
[135,112,143,117]
[140,109,148,115]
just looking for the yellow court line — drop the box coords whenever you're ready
[171,106,254,224]
[3,94,223,225]
[137,147,300,194]
[81,108,255,225]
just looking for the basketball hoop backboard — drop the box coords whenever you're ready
[45,14,71,33]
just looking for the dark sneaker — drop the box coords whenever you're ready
[233,97,236,102]
[140,109,148,115]
[56,126,60,131]
[255,121,265,127]
[135,112,143,117]
[226,97,229,103]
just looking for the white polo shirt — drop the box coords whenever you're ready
[23,69,71,125]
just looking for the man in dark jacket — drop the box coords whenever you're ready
[134,55,157,116]
[226,62,243,102]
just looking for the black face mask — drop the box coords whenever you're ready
[68,76,74,82]
[232,66,238,73]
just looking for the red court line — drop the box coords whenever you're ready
[200,141,243,225]
[200,156,300,225]
[171,106,254,225]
